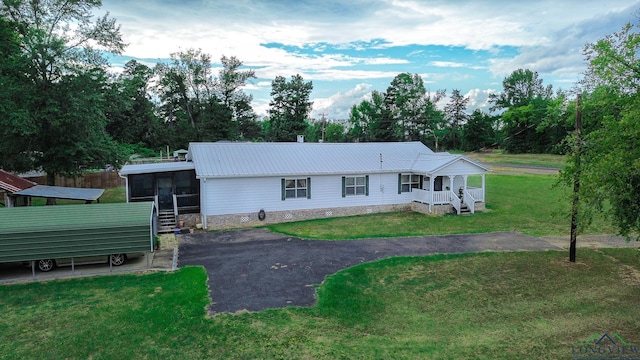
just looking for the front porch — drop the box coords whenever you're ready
[411,174,486,215]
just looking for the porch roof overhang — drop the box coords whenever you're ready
[413,155,491,177]
[13,185,104,201]
[119,161,195,176]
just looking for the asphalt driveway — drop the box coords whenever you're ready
[178,229,563,315]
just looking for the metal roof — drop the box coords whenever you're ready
[0,170,36,193]
[0,202,154,263]
[14,185,104,201]
[412,153,492,175]
[0,202,153,232]
[187,141,488,178]
[119,161,195,176]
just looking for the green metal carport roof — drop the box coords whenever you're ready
[0,202,156,263]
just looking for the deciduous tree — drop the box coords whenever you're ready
[489,69,555,153]
[560,21,640,240]
[0,0,125,187]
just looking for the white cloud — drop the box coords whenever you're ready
[429,61,471,68]
[100,0,640,121]
[464,89,496,112]
[311,83,374,119]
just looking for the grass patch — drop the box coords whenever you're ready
[465,151,567,169]
[2,250,639,358]
[268,174,616,239]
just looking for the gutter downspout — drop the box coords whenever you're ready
[201,178,207,230]
[118,171,129,203]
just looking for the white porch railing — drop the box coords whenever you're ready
[463,190,476,214]
[412,190,453,205]
[468,187,483,202]
[433,191,451,205]
[412,188,483,214]
[412,188,429,203]
[450,190,461,214]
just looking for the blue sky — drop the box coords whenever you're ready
[103,0,640,119]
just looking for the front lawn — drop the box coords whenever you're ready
[268,174,616,239]
[1,249,639,359]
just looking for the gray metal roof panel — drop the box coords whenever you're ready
[119,161,195,176]
[188,141,436,178]
[14,185,105,201]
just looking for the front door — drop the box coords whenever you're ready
[434,176,443,191]
[157,176,174,211]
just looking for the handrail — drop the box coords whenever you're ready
[449,190,461,214]
[154,195,159,216]
[464,190,476,214]
[172,194,178,218]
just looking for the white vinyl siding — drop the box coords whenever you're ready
[202,173,411,216]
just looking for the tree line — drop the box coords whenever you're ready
[0,0,577,179]
[1,1,639,237]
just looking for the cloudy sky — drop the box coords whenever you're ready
[102,0,640,119]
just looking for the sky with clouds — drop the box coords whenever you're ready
[102,0,640,119]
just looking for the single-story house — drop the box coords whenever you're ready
[119,141,490,231]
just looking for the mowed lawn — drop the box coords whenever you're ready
[268,173,617,239]
[2,249,640,359]
[2,171,637,359]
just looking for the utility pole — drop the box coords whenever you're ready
[569,94,582,263]
[320,113,327,142]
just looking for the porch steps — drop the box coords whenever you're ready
[459,203,472,215]
[158,210,177,233]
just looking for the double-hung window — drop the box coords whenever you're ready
[398,174,422,193]
[342,175,369,197]
[281,178,311,200]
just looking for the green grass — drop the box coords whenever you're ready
[2,250,639,359]
[465,151,567,169]
[267,174,616,239]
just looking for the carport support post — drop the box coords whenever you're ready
[31,261,35,278]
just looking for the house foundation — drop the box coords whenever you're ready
[203,204,411,230]
[199,202,486,230]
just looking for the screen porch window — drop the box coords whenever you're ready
[281,178,311,200]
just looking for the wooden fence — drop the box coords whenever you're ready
[27,171,125,189]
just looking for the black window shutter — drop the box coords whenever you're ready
[307,177,311,199]
[398,174,402,194]
[281,178,286,201]
[365,175,369,196]
[342,177,346,197]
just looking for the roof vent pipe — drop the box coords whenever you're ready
[297,135,304,143]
